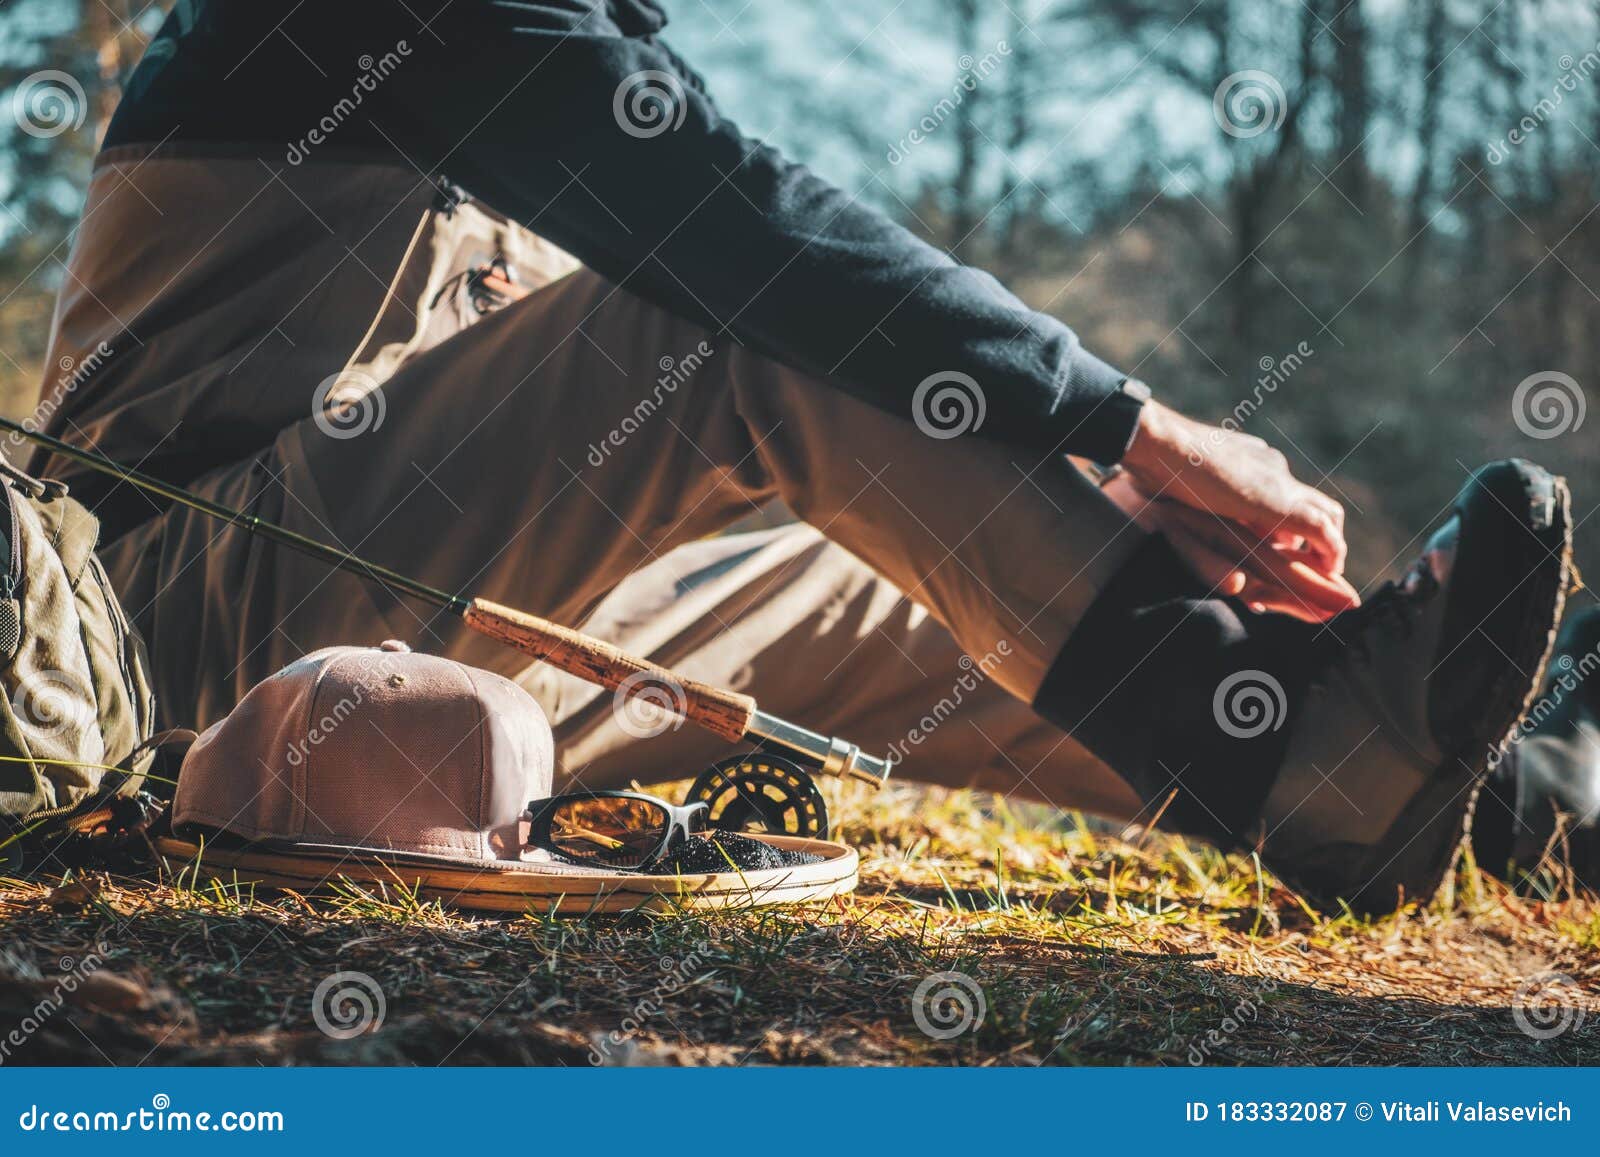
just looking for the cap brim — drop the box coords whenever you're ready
[239,838,619,875]
[153,833,859,915]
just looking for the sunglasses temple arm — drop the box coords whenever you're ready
[465,598,891,789]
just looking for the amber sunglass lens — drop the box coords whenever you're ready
[549,797,669,867]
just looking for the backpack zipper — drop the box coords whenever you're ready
[0,483,21,661]
[0,482,18,602]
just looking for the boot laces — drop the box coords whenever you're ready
[1322,560,1440,666]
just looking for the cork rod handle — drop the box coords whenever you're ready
[463,597,757,743]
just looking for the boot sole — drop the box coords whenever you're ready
[1349,462,1572,914]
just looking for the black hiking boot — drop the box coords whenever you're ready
[1036,459,1573,915]
[1252,460,1572,913]
[1473,605,1600,891]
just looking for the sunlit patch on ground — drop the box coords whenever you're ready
[1,782,1596,1066]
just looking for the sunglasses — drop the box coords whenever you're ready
[525,791,710,871]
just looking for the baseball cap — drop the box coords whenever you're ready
[172,641,570,870]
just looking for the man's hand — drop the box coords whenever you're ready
[1112,400,1359,621]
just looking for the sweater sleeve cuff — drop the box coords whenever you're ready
[1054,346,1145,463]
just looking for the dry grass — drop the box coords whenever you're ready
[2,781,1597,1066]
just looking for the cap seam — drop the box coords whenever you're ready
[467,663,490,859]
[298,655,343,838]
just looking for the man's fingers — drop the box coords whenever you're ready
[1162,522,1248,597]
[1156,502,1358,621]
[1273,499,1347,575]
[1247,549,1360,619]
[1239,556,1360,622]
[1120,405,1354,571]
[1313,491,1346,531]
[1238,584,1331,623]
[1236,576,1353,623]
[1156,455,1348,575]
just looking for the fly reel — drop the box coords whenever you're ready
[684,752,829,839]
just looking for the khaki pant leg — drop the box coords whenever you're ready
[105,265,1144,746]
[529,524,1144,822]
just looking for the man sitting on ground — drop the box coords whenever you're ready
[31,0,1587,912]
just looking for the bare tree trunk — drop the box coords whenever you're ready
[1200,2,1258,346]
[1297,0,1324,94]
[947,0,984,261]
[1331,0,1370,207]
[996,3,1035,275]
[1534,3,1568,366]
[1224,0,1303,350]
[1404,0,1449,289]
[1459,9,1522,391]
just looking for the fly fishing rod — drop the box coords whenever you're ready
[0,419,890,788]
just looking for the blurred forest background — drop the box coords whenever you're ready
[0,0,1596,586]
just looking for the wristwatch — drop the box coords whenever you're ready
[1081,377,1151,486]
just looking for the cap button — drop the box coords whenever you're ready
[378,639,411,653]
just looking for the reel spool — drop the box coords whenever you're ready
[684,753,829,839]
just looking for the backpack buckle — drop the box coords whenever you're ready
[0,452,66,499]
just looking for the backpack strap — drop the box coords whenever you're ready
[0,451,68,500]
[124,727,198,763]
[0,730,197,874]
[121,727,198,785]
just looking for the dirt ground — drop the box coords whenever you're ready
[1,783,1596,1066]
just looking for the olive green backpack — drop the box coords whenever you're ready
[0,453,157,857]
